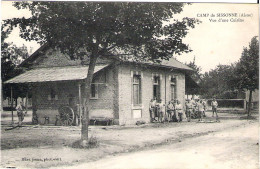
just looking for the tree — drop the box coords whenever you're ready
[4,2,199,143]
[1,27,29,100]
[236,36,259,116]
[199,64,239,99]
[186,56,202,77]
[185,56,202,96]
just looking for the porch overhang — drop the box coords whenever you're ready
[4,64,109,84]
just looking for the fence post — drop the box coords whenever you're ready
[244,99,247,111]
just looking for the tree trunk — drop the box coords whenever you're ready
[247,90,253,117]
[81,54,98,141]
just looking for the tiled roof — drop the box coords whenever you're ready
[116,57,193,71]
[4,65,109,84]
[159,58,194,71]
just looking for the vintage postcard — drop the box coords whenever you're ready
[1,1,259,169]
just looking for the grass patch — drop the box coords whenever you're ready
[72,136,99,149]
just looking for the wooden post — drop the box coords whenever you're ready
[244,99,247,111]
[26,92,28,113]
[164,74,167,115]
[11,86,14,125]
[78,83,82,126]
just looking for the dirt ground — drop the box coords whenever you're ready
[66,121,259,169]
[0,111,258,168]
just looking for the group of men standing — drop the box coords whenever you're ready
[185,98,207,122]
[149,98,184,123]
[149,97,219,123]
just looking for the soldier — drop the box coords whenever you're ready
[157,99,165,123]
[171,99,178,122]
[149,99,156,122]
[185,99,193,122]
[190,98,196,118]
[16,101,26,126]
[202,99,207,117]
[175,100,183,122]
[197,100,204,121]
[211,97,219,121]
[167,101,174,122]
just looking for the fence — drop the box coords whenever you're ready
[206,99,246,110]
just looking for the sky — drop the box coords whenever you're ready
[1,2,259,73]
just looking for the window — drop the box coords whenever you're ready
[170,76,177,100]
[50,89,56,99]
[133,74,142,105]
[90,84,98,99]
[153,75,161,100]
[48,88,58,100]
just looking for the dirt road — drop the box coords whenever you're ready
[64,122,258,169]
[1,112,258,168]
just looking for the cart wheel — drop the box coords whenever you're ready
[59,106,75,126]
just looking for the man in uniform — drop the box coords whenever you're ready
[202,99,207,117]
[149,99,155,122]
[167,101,174,122]
[190,98,196,118]
[157,99,165,123]
[211,97,219,121]
[171,99,178,122]
[16,101,26,126]
[197,100,204,121]
[175,100,183,122]
[185,99,193,122]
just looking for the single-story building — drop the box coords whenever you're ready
[4,45,197,125]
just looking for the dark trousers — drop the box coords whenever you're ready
[186,109,192,122]
[178,112,183,122]
[212,107,218,120]
[149,108,155,122]
[17,111,24,125]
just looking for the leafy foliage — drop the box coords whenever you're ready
[185,57,202,95]
[186,57,202,77]
[1,28,29,99]
[199,36,259,100]
[4,2,199,61]
[235,36,259,116]
[236,36,259,91]
[199,64,240,99]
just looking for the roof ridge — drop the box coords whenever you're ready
[169,56,193,69]
[32,63,109,70]
[32,65,89,69]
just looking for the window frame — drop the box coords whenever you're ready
[131,71,143,108]
[152,74,161,100]
[132,74,142,106]
[48,87,58,101]
[90,83,99,99]
[169,75,178,100]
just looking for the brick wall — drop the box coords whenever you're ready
[34,81,79,124]
[118,63,186,125]
[33,67,119,125]
[29,48,119,125]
